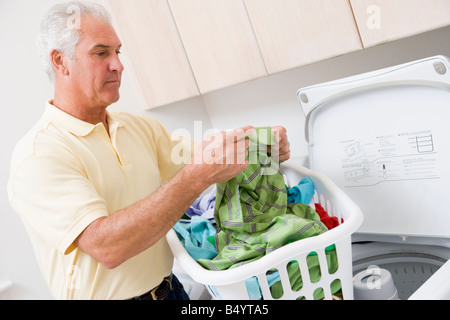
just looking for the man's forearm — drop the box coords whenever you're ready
[74,163,210,269]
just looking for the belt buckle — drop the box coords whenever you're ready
[150,277,173,300]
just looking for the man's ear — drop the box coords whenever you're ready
[49,49,69,77]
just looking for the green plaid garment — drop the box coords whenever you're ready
[197,127,329,272]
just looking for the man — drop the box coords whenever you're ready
[8,1,290,300]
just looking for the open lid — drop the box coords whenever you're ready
[298,56,450,244]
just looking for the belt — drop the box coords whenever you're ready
[128,274,173,300]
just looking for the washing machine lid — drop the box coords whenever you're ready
[298,56,450,242]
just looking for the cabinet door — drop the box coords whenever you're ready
[351,0,450,48]
[168,0,267,94]
[106,0,199,109]
[244,0,362,74]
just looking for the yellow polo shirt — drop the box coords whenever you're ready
[7,101,193,299]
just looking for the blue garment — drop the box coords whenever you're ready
[173,216,218,260]
[184,186,216,222]
[244,272,280,300]
[286,177,315,205]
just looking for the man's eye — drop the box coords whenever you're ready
[96,51,106,57]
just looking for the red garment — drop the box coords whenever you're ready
[314,203,343,230]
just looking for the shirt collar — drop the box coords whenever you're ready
[43,101,124,137]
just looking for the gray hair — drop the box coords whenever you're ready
[36,1,112,83]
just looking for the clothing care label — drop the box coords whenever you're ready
[340,129,440,187]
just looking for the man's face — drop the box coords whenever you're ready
[66,16,124,108]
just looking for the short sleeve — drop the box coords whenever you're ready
[8,148,108,255]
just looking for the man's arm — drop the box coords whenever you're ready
[74,126,255,269]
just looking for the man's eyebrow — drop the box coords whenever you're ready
[90,44,122,51]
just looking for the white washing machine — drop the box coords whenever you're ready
[297,55,450,300]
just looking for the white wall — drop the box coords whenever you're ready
[1,0,449,299]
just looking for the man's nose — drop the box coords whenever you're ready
[110,54,124,73]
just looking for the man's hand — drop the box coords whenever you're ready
[268,126,291,163]
[187,125,290,189]
[188,125,255,186]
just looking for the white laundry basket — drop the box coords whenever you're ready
[166,161,363,300]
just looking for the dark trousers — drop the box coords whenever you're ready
[128,274,190,300]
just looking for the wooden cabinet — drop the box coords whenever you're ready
[105,0,200,109]
[168,0,267,94]
[244,0,363,74]
[350,0,450,48]
[107,0,449,109]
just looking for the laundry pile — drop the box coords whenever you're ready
[173,127,343,300]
